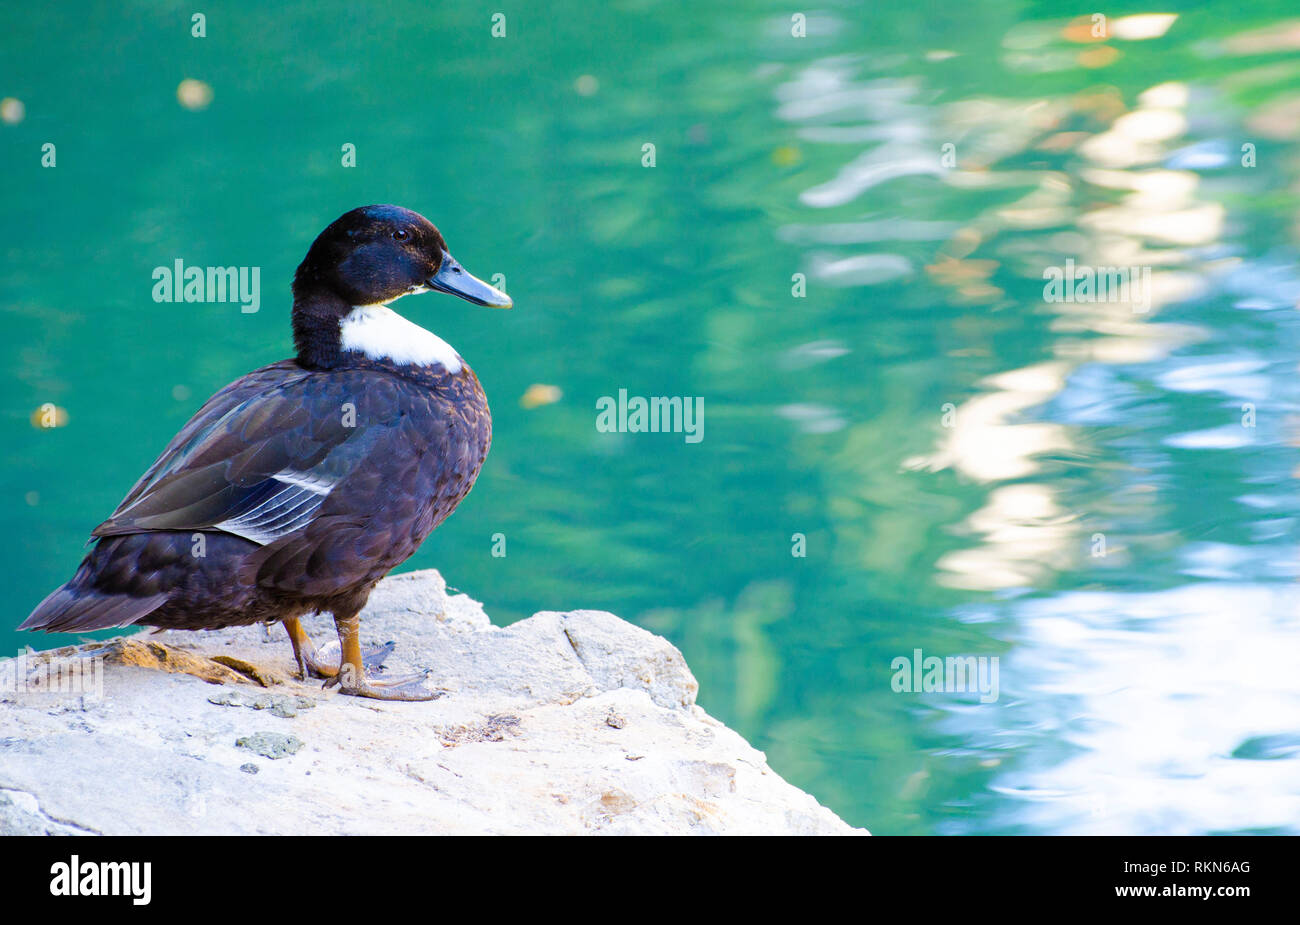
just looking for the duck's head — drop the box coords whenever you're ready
[292,204,510,369]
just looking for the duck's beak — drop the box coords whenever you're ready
[427,251,512,308]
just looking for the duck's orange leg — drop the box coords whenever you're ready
[330,612,437,701]
[283,615,394,681]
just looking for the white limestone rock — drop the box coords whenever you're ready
[0,570,864,836]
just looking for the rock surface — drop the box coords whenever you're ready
[0,570,863,835]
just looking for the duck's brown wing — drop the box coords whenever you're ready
[92,362,392,546]
[93,364,488,600]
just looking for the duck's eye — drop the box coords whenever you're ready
[392,229,410,242]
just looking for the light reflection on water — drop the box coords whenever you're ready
[774,8,1300,833]
[980,585,1300,835]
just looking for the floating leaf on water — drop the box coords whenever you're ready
[772,145,801,167]
[0,97,25,124]
[1078,46,1121,69]
[30,403,69,429]
[177,78,213,111]
[520,383,562,409]
[1061,17,1107,44]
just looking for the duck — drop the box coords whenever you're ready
[20,204,511,701]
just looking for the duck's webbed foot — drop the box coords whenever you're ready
[283,616,395,681]
[327,613,440,702]
[330,667,440,701]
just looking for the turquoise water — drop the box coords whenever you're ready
[4,1,1300,834]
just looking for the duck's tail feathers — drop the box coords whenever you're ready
[19,585,168,634]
